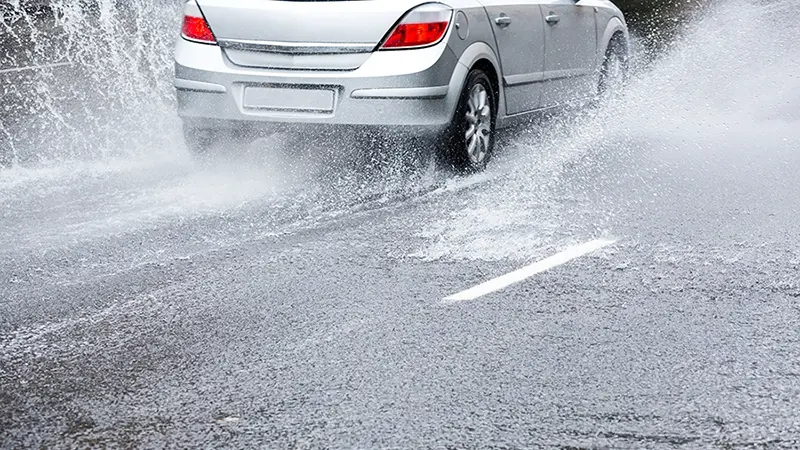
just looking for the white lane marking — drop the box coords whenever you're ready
[0,62,72,74]
[443,239,617,303]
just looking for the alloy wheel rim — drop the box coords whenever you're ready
[464,83,492,166]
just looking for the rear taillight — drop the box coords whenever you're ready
[380,4,452,50]
[182,1,216,44]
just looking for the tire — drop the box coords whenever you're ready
[182,123,251,158]
[598,34,629,97]
[0,150,11,169]
[0,135,13,169]
[183,123,222,157]
[439,69,496,173]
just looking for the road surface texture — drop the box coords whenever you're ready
[2,0,800,448]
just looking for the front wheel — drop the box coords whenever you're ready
[598,35,629,98]
[0,146,11,169]
[439,69,496,173]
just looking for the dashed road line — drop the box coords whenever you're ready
[443,239,617,303]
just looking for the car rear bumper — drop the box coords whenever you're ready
[174,37,465,133]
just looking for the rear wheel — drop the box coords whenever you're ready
[183,123,222,157]
[439,69,496,173]
[182,123,251,158]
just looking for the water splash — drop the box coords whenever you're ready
[1,0,183,165]
[411,0,800,261]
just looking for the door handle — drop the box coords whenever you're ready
[494,15,512,27]
[545,14,560,25]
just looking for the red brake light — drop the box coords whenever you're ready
[380,4,452,50]
[182,16,216,43]
[182,2,216,44]
[382,22,449,49]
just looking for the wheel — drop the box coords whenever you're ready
[0,150,12,169]
[598,35,629,97]
[0,137,13,169]
[440,69,496,172]
[183,123,223,157]
[182,123,251,158]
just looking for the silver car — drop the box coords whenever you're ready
[175,0,629,171]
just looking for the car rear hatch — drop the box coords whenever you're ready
[195,0,429,71]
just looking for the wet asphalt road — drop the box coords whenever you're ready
[2,2,800,449]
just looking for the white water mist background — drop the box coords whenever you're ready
[1,0,183,164]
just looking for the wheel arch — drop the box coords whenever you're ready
[598,17,630,62]
[594,17,630,86]
[446,42,506,123]
[471,59,500,111]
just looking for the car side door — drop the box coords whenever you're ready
[478,0,546,116]
[539,0,598,107]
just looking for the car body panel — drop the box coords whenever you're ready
[539,0,598,105]
[478,0,546,115]
[175,0,628,133]
[195,0,433,70]
[175,32,462,131]
[195,0,428,44]
[597,10,630,60]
